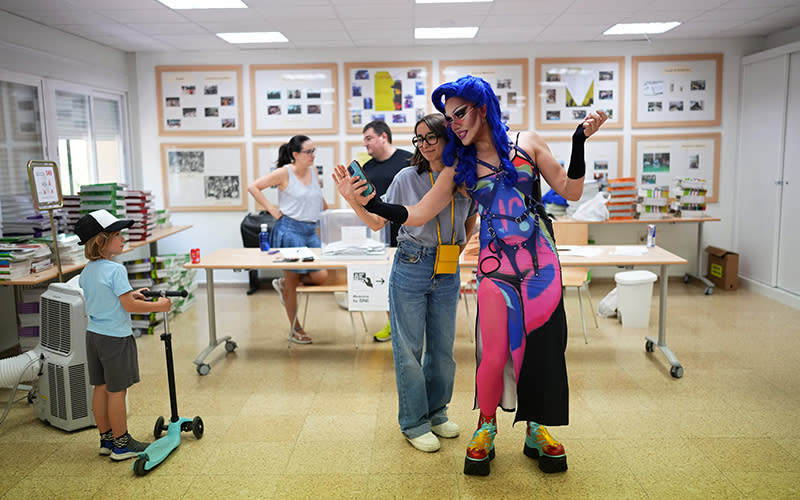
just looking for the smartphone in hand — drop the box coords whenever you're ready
[346,160,375,196]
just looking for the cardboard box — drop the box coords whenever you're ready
[705,246,739,290]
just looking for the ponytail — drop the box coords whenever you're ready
[275,134,311,167]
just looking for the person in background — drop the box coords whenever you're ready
[247,135,328,344]
[360,120,413,342]
[75,209,172,461]
[346,75,607,476]
[334,113,477,452]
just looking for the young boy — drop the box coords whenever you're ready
[75,209,172,461]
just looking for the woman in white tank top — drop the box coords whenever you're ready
[247,135,328,344]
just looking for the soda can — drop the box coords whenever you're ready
[646,224,656,248]
[190,248,200,264]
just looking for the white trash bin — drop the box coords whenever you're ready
[614,270,658,328]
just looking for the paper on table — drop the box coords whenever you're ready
[280,247,316,259]
[613,246,648,256]
[558,246,604,257]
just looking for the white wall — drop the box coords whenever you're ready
[0,12,130,92]
[134,37,765,284]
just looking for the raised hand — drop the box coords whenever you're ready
[331,164,375,205]
[581,110,608,138]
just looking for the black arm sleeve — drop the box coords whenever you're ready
[567,123,587,180]
[364,197,409,224]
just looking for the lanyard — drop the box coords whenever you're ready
[429,170,454,245]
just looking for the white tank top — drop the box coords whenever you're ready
[278,164,324,222]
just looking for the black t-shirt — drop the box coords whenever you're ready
[363,149,412,246]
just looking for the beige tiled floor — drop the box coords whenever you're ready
[1,278,800,499]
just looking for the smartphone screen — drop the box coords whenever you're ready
[347,160,375,196]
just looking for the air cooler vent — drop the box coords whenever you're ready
[41,296,71,355]
[68,364,89,419]
[47,363,67,420]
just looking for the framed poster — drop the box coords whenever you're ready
[535,57,624,130]
[539,136,624,194]
[27,160,63,210]
[253,141,341,208]
[156,65,244,136]
[344,61,433,134]
[631,133,721,202]
[440,58,529,130]
[250,63,338,135]
[632,53,723,128]
[161,143,247,211]
[345,140,415,171]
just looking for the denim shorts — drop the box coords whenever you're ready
[270,215,321,274]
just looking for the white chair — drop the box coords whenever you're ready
[553,222,598,344]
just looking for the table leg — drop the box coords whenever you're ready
[193,268,233,375]
[684,222,715,295]
[646,264,684,378]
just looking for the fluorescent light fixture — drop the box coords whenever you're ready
[158,0,247,8]
[603,22,681,35]
[216,32,288,44]
[416,0,491,3]
[415,27,478,39]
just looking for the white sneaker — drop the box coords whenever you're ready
[272,278,285,305]
[406,431,440,452]
[431,420,460,439]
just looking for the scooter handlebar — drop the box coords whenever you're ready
[142,290,188,298]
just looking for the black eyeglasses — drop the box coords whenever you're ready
[444,104,475,124]
[300,148,316,155]
[411,133,440,148]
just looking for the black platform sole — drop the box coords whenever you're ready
[523,444,568,473]
[463,447,496,476]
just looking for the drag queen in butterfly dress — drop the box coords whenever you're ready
[344,75,606,476]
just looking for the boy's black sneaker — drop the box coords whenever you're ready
[110,433,150,461]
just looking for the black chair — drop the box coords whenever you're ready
[239,211,277,295]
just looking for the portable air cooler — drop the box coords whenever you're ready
[32,281,95,431]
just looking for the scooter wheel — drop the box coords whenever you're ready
[154,416,165,439]
[134,457,149,476]
[192,416,204,439]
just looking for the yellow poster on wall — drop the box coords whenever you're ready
[374,71,402,112]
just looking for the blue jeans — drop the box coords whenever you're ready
[390,240,460,439]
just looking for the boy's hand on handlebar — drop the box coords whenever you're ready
[132,287,149,301]
[155,297,172,312]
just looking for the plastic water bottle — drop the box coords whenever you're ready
[259,223,270,252]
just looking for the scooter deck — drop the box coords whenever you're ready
[137,418,190,471]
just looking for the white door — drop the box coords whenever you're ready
[777,52,800,295]
[735,56,788,286]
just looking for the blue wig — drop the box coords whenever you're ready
[432,75,517,188]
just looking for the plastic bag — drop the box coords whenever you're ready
[597,287,618,317]
[572,192,610,222]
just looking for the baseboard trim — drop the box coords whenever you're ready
[739,276,800,310]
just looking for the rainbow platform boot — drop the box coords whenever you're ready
[463,414,497,476]
[523,421,567,473]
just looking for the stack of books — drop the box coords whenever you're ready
[124,190,156,241]
[17,286,47,352]
[79,183,127,217]
[30,233,85,266]
[62,195,81,233]
[606,177,637,220]
[636,186,671,220]
[156,208,172,229]
[0,195,67,238]
[0,241,50,280]
[123,253,195,335]
[674,178,707,217]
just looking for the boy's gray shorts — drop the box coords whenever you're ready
[86,331,140,393]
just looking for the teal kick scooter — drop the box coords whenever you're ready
[134,290,203,476]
